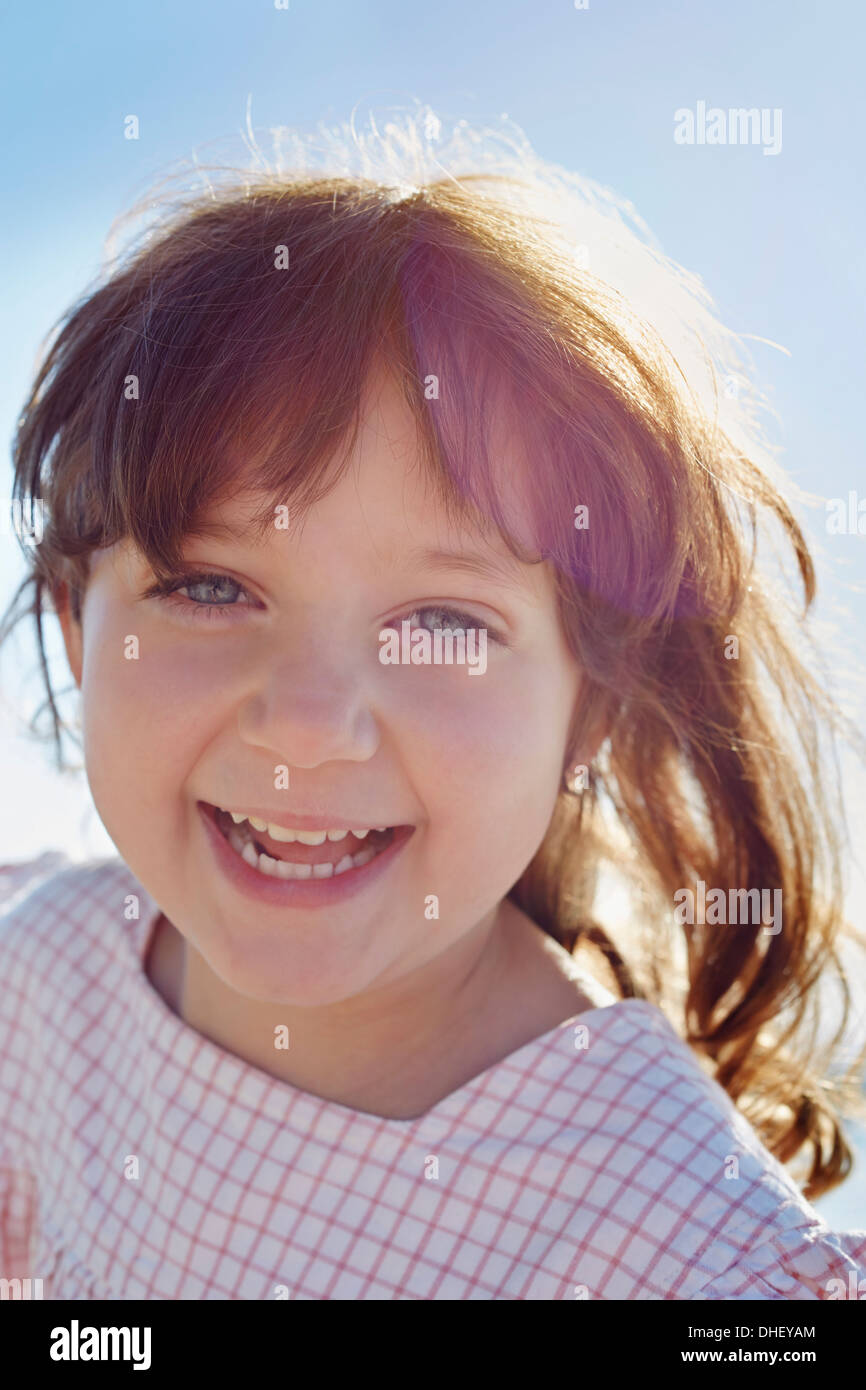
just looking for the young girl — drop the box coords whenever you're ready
[2,114,865,1301]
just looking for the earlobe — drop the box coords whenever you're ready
[53,579,84,690]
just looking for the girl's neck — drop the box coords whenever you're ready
[144,899,609,1120]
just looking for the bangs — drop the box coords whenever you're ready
[86,186,566,585]
[20,171,707,635]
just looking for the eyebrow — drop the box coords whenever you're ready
[400,545,533,591]
[185,524,535,590]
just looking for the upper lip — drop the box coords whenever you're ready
[203,801,405,833]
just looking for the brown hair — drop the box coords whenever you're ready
[4,117,864,1199]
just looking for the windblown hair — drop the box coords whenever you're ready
[3,112,864,1199]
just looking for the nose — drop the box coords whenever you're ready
[236,634,380,770]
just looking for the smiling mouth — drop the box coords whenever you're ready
[209,804,398,881]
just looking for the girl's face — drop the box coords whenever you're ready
[58,367,584,1008]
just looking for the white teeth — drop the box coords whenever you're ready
[267,824,298,843]
[220,809,387,843]
[269,859,312,881]
[226,822,388,880]
[218,806,399,885]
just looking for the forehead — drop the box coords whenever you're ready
[186,366,545,585]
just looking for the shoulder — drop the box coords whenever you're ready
[0,852,74,996]
[554,998,866,1299]
[0,851,153,1121]
[636,1014,866,1300]
[689,1224,866,1301]
[0,851,71,916]
[0,853,147,1025]
[1,851,128,946]
[0,853,155,1195]
[0,850,143,926]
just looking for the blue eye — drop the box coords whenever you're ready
[405,605,481,632]
[140,570,254,621]
[140,573,507,644]
[396,606,506,646]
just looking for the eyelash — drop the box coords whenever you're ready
[140,570,508,645]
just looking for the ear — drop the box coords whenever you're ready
[53,579,84,690]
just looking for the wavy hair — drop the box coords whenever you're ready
[3,108,864,1199]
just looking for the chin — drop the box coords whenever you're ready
[208,935,387,1009]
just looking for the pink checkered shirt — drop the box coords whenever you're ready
[1,852,865,1300]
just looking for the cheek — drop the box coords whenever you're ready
[387,650,573,780]
[390,657,572,876]
[77,616,225,815]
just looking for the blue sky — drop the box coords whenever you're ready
[1,0,864,1225]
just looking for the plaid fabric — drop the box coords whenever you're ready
[1,853,864,1301]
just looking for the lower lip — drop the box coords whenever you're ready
[197,801,415,909]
